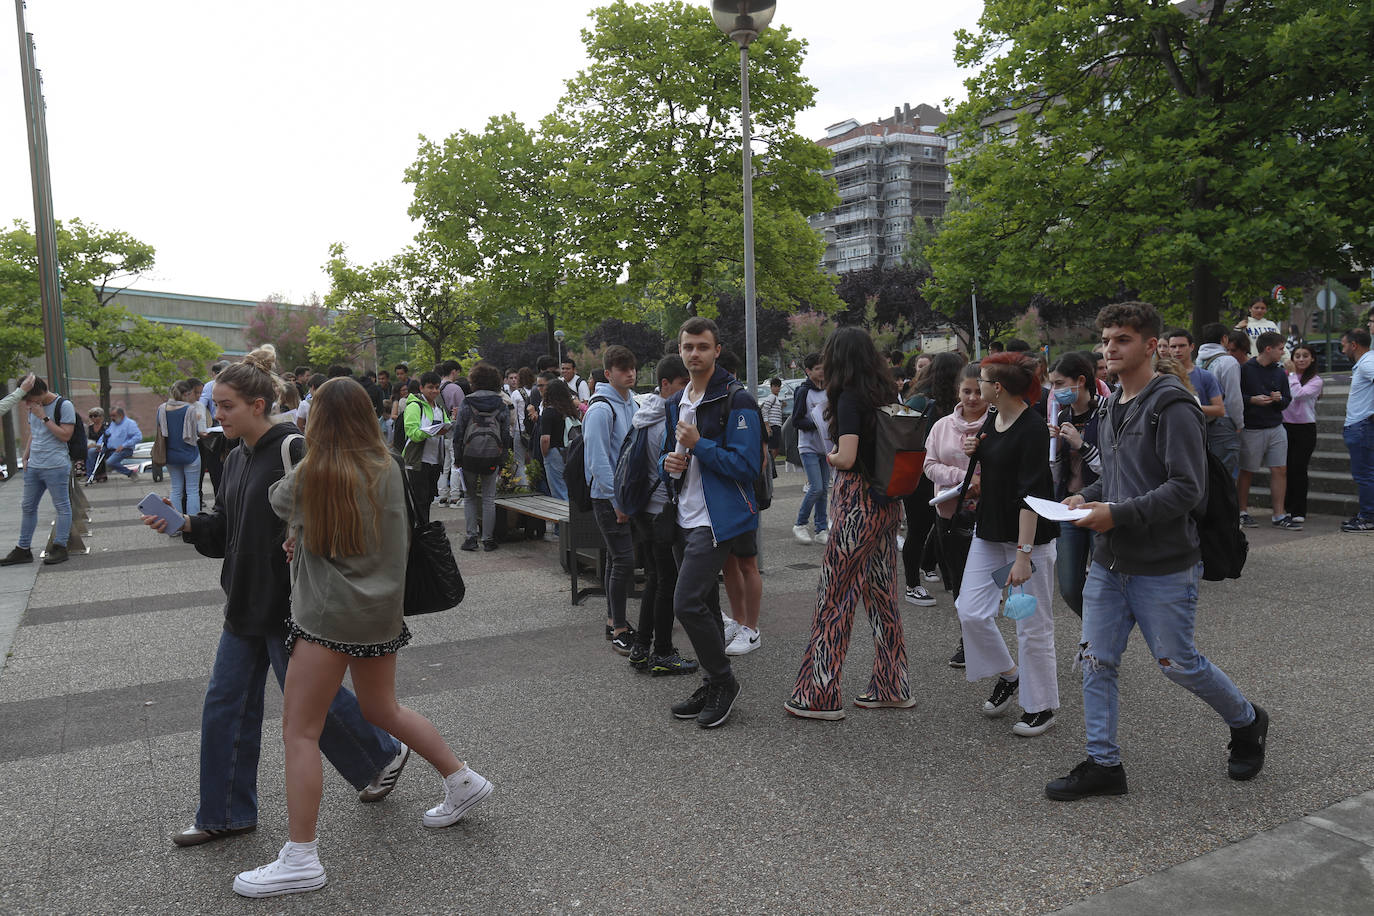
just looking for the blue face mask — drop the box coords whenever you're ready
[1053,386,1078,406]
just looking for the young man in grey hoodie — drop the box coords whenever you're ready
[1197,323,1245,477]
[1047,301,1268,801]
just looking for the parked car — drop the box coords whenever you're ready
[755,378,806,415]
[132,440,163,482]
[1300,340,1354,373]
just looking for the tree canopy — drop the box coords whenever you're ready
[927,0,1374,331]
[554,0,841,317]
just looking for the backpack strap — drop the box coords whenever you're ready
[280,433,304,473]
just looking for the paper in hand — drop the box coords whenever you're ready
[929,486,963,507]
[1023,495,1091,522]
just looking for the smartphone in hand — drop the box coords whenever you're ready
[991,558,1037,589]
[138,493,184,535]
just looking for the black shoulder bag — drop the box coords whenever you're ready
[395,455,465,615]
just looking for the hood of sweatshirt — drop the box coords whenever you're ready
[633,393,665,429]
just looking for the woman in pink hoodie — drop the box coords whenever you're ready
[923,364,990,669]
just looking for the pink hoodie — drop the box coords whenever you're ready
[923,405,991,519]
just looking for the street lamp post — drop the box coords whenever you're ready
[554,329,565,368]
[712,1,775,400]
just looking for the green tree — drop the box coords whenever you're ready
[928,0,1374,332]
[407,114,629,359]
[554,0,841,318]
[0,222,48,471]
[322,239,488,369]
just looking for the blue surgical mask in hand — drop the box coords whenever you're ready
[1003,587,1037,620]
[1053,386,1078,406]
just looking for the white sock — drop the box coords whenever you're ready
[1002,668,1019,683]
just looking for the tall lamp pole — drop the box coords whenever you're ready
[712,1,775,399]
[14,0,68,394]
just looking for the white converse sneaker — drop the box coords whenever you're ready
[724,625,760,656]
[232,845,326,898]
[423,767,493,828]
[812,529,829,546]
[792,525,813,544]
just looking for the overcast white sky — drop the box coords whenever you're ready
[1,1,982,304]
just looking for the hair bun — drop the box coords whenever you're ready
[242,344,278,374]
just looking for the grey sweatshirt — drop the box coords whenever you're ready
[632,393,670,516]
[1196,343,1244,429]
[1079,374,1207,575]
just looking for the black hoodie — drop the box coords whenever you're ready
[182,422,305,637]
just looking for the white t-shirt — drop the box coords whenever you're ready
[420,399,446,465]
[676,387,711,530]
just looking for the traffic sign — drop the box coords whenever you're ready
[1316,289,1338,311]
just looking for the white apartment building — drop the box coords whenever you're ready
[809,102,950,274]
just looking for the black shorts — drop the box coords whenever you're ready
[727,528,759,558]
[768,427,783,452]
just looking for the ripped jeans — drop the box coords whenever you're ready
[1079,561,1255,767]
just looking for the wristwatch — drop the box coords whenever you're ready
[1017,543,1033,554]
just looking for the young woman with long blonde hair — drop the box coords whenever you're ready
[231,377,492,898]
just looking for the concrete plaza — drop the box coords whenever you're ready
[0,468,1371,914]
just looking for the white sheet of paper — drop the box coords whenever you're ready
[421,418,446,435]
[1023,495,1091,522]
[205,426,224,434]
[929,486,963,507]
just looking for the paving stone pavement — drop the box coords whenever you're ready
[0,465,1371,914]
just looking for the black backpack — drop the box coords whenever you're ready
[54,398,88,463]
[613,423,662,517]
[563,395,609,512]
[1146,398,1247,582]
[1197,448,1248,581]
[390,403,409,454]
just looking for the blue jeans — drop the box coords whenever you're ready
[20,464,71,548]
[196,628,399,830]
[1344,417,1374,519]
[1056,521,1093,617]
[169,456,202,516]
[795,452,830,531]
[544,447,568,500]
[1079,562,1255,767]
[106,446,137,477]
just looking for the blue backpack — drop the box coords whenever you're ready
[612,424,663,517]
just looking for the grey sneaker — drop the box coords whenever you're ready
[1238,512,1258,528]
[358,742,410,802]
[1271,515,1302,531]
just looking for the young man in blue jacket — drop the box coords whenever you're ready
[583,345,640,653]
[661,317,763,728]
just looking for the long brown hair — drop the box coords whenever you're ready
[294,378,390,558]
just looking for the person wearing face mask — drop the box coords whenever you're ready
[1046,352,1108,618]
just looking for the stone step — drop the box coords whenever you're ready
[1246,484,1359,519]
[1307,450,1358,473]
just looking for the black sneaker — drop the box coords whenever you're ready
[671,683,711,720]
[1340,516,1374,533]
[1046,758,1129,801]
[1227,704,1269,781]
[42,544,69,566]
[1271,515,1302,531]
[948,641,966,669]
[482,538,498,552]
[460,536,479,552]
[649,650,699,677]
[0,546,33,566]
[1012,709,1056,737]
[610,628,637,657]
[1238,512,1258,528]
[697,677,740,729]
[627,644,651,671]
[981,676,1019,718]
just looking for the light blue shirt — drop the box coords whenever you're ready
[200,379,216,421]
[1346,350,1374,427]
[582,382,638,511]
[27,396,75,468]
[105,416,142,452]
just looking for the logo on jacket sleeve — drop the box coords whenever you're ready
[737,415,748,429]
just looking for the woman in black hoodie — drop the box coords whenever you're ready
[143,346,404,850]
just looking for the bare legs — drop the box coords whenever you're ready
[282,641,463,844]
[723,554,762,630]
[1236,466,1287,517]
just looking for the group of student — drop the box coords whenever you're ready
[103,297,1323,900]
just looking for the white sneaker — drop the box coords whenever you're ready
[233,846,326,898]
[792,525,813,544]
[1292,516,1305,523]
[424,767,493,828]
[922,569,941,583]
[812,529,829,546]
[724,626,760,656]
[722,617,743,646]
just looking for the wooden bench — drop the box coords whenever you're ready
[494,494,609,605]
